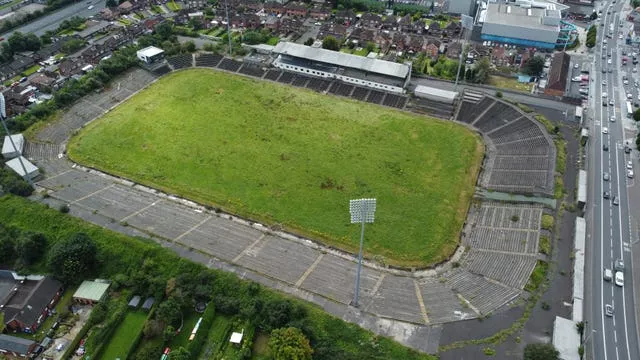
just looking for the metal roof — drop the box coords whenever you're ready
[578,170,587,204]
[73,280,110,302]
[137,46,164,58]
[5,156,38,177]
[2,134,24,157]
[0,334,35,354]
[484,3,558,31]
[273,42,409,79]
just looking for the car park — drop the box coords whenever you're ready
[615,271,624,286]
[604,268,613,281]
[606,304,614,317]
[604,172,610,181]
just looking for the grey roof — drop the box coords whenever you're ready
[11,277,62,329]
[142,297,155,310]
[2,134,24,157]
[128,295,141,307]
[484,3,558,31]
[273,42,410,79]
[0,334,35,354]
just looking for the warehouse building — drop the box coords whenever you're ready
[480,1,569,49]
[272,42,411,94]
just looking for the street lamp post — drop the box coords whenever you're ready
[349,198,376,308]
[0,93,33,188]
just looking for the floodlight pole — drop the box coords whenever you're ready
[349,198,376,308]
[0,94,33,188]
[354,211,366,307]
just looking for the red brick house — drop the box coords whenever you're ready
[309,6,330,20]
[284,2,307,17]
[264,2,285,15]
[544,51,570,96]
[424,39,440,58]
[2,275,63,334]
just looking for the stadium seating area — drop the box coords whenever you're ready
[195,53,222,68]
[238,63,266,78]
[455,90,556,195]
[167,54,193,70]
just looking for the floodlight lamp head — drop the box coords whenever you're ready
[0,93,5,118]
[349,198,377,224]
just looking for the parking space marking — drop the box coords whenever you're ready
[457,294,481,316]
[295,253,324,287]
[39,169,73,183]
[413,279,430,325]
[174,215,211,242]
[120,199,162,222]
[71,184,114,205]
[233,233,266,263]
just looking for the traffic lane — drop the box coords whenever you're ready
[0,0,104,39]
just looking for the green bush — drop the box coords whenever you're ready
[541,214,554,231]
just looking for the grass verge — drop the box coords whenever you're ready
[538,236,550,255]
[67,69,483,268]
[100,311,148,359]
[489,76,533,93]
[524,260,548,293]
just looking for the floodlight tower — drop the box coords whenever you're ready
[349,198,376,307]
[0,93,33,188]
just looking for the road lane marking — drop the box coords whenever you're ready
[413,279,430,325]
[120,199,161,222]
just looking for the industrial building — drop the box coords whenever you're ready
[479,0,571,49]
[446,0,476,16]
[272,42,411,94]
[136,46,165,65]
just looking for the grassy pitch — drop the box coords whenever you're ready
[68,69,483,267]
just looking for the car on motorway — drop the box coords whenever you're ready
[610,116,615,122]
[604,191,611,199]
[604,143,609,151]
[609,67,613,73]
[608,59,613,64]
[88,5,94,9]
[606,304,614,317]
[609,99,615,106]
[628,169,635,178]
[574,63,579,69]
[615,271,624,286]
[615,258,625,271]
[604,268,613,281]
[613,196,619,205]
[628,93,633,99]
[603,127,609,134]
[635,68,638,73]
[604,172,610,181]
[627,160,633,169]
[624,79,630,84]
[603,80,607,86]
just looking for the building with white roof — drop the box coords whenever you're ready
[136,46,165,64]
[5,156,39,181]
[272,42,411,93]
[480,0,571,49]
[2,134,24,159]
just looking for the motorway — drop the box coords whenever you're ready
[587,0,640,359]
[0,0,104,39]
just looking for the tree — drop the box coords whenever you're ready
[163,325,176,343]
[524,56,545,77]
[321,36,340,51]
[16,232,47,266]
[169,347,191,360]
[473,57,491,84]
[268,327,313,360]
[155,22,173,40]
[634,108,640,121]
[586,26,597,48]
[47,233,98,284]
[156,297,182,327]
[523,343,560,360]
[590,11,598,20]
[304,37,314,46]
[106,0,117,7]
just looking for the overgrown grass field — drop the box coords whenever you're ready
[68,69,483,267]
[100,311,147,359]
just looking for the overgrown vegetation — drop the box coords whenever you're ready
[541,214,554,231]
[586,25,596,48]
[538,236,550,255]
[0,195,436,360]
[68,69,484,268]
[524,260,548,293]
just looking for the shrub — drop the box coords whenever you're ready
[496,91,503,98]
[541,215,554,231]
[59,204,70,213]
